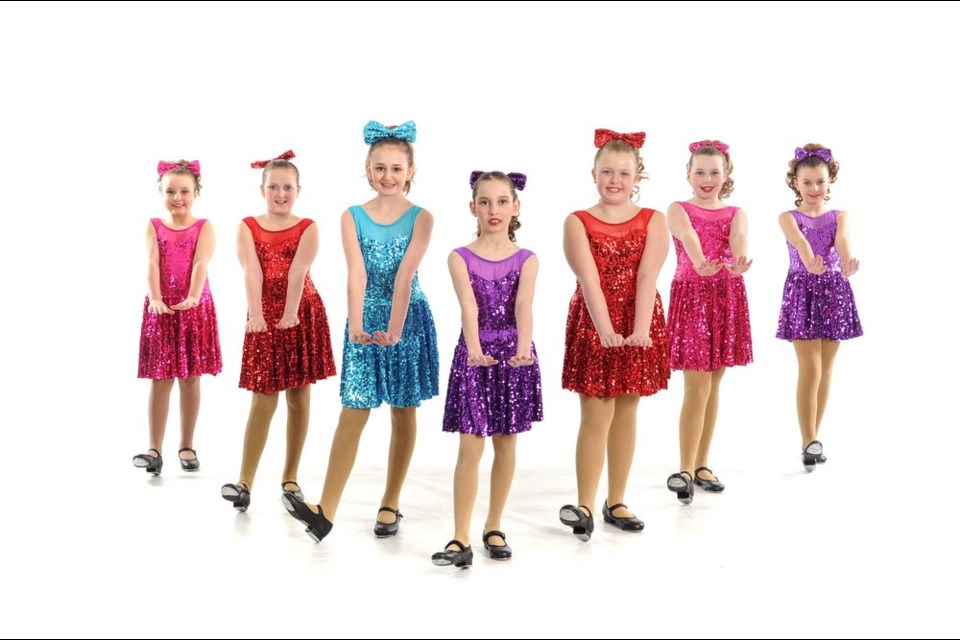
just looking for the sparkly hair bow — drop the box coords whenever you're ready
[469,170,527,191]
[250,150,296,169]
[795,147,833,163]
[157,160,200,177]
[689,140,729,154]
[594,128,646,149]
[363,120,417,144]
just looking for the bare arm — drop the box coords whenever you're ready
[237,222,266,332]
[778,212,826,275]
[726,209,753,274]
[145,222,172,314]
[278,222,318,329]
[509,254,538,366]
[627,211,668,347]
[563,214,621,347]
[172,221,215,310]
[449,251,496,366]
[341,210,371,343]
[835,210,859,277]
[377,209,434,345]
[668,202,721,277]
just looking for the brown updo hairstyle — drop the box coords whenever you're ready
[157,160,202,193]
[472,171,522,242]
[787,144,840,207]
[687,145,734,199]
[594,139,647,201]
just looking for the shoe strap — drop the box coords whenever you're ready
[483,530,506,543]
[606,502,628,512]
[147,448,160,456]
[281,480,301,492]
[378,506,403,518]
[445,539,468,551]
[694,466,714,480]
[578,504,593,518]
[178,447,197,456]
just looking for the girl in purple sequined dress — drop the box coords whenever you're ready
[777,144,862,471]
[431,171,542,569]
[666,141,753,504]
[134,160,222,476]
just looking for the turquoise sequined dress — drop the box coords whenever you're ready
[340,205,440,408]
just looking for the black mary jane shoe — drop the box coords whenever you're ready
[559,504,594,541]
[802,440,823,472]
[693,466,725,493]
[221,482,251,512]
[482,530,513,560]
[281,492,333,543]
[178,447,200,472]
[373,506,403,538]
[281,480,304,501]
[602,501,645,531]
[667,471,694,504]
[132,448,163,476]
[431,539,473,569]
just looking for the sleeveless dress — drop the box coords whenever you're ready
[562,209,670,398]
[138,218,222,379]
[239,217,337,394]
[442,247,543,436]
[340,205,440,409]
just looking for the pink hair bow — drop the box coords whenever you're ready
[594,128,646,149]
[157,160,200,177]
[689,140,729,154]
[250,150,296,169]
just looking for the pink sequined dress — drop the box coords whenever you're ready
[667,202,752,371]
[138,218,223,379]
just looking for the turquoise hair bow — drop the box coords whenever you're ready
[363,120,417,144]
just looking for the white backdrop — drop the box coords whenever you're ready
[1,2,957,634]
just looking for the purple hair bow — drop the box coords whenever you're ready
[469,171,526,191]
[363,120,417,144]
[157,160,200,177]
[795,147,833,162]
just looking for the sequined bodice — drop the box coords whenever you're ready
[573,209,651,311]
[672,202,737,281]
[152,218,207,301]
[351,205,426,307]
[786,210,841,274]
[455,247,532,332]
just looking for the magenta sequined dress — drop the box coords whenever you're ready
[442,247,543,436]
[138,218,222,379]
[667,202,752,371]
[776,210,862,341]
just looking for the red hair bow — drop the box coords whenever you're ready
[250,150,296,169]
[157,160,200,177]
[594,128,646,149]
[689,140,729,154]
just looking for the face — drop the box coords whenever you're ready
[470,179,518,235]
[592,150,640,204]
[367,145,413,195]
[794,165,830,206]
[161,173,198,217]
[260,168,300,215]
[688,154,726,200]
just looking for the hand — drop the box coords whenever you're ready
[170,296,200,311]
[507,352,536,367]
[599,332,625,348]
[467,350,499,367]
[625,331,652,348]
[694,259,723,277]
[246,316,268,333]
[276,313,300,329]
[803,255,827,275]
[147,299,174,315]
[842,257,860,278]
[725,256,753,275]
[349,328,373,345]
[372,330,400,346]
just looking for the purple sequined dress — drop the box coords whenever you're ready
[442,247,543,436]
[776,210,862,341]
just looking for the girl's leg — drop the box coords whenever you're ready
[177,376,200,460]
[450,434,485,547]
[147,379,175,454]
[606,394,640,517]
[679,371,713,474]
[484,434,517,541]
[379,406,417,522]
[237,392,280,490]
[317,407,371,520]
[694,368,727,477]
[815,340,841,437]
[793,340,823,447]
[575,395,616,516]
[281,386,311,485]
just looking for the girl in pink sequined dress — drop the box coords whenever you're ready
[665,141,753,504]
[134,160,222,477]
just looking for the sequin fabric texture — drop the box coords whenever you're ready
[138,218,222,379]
[562,209,670,398]
[667,202,753,371]
[776,210,862,341]
[443,248,543,436]
[340,206,440,408]
[239,217,336,394]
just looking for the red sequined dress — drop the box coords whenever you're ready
[562,209,670,398]
[239,217,337,394]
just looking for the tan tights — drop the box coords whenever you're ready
[236,386,311,490]
[793,339,840,447]
[449,434,516,547]
[147,376,200,458]
[677,369,726,477]
[575,394,640,518]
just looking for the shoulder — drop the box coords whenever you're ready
[564,211,587,231]
[646,209,667,227]
[518,250,539,271]
[836,209,850,219]
[666,201,688,216]
[731,206,747,218]
[778,210,797,221]
[448,249,468,270]
[413,207,434,223]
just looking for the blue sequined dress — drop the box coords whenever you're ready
[340,205,440,408]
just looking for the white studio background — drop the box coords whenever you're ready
[0,1,956,637]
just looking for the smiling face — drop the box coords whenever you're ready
[366,143,414,196]
[470,177,519,237]
[592,150,640,204]
[160,173,198,218]
[260,167,300,215]
[688,153,726,201]
[793,164,830,207]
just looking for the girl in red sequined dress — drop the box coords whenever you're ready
[558,130,670,540]
[220,152,337,513]
[133,160,222,477]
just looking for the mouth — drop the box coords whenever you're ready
[489,218,502,226]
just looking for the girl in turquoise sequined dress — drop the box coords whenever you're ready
[282,121,439,543]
